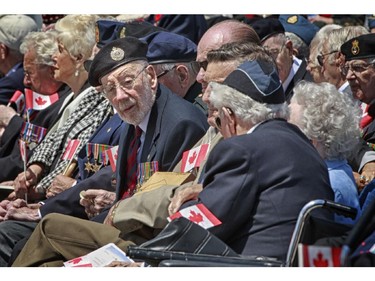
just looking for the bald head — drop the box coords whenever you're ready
[197,20,260,63]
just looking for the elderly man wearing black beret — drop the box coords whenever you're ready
[10,36,208,267]
[341,33,375,145]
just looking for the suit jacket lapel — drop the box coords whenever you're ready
[141,86,167,163]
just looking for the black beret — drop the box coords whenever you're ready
[141,31,197,64]
[88,36,148,87]
[251,18,285,43]
[279,15,319,46]
[95,19,165,48]
[341,33,375,61]
[223,60,285,104]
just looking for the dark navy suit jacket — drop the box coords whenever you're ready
[182,119,334,262]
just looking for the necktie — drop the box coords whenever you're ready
[121,126,142,199]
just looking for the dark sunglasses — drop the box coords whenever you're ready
[156,65,176,78]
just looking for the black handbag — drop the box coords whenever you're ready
[127,217,282,267]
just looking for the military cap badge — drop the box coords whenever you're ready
[351,40,360,56]
[287,15,298,24]
[110,47,125,61]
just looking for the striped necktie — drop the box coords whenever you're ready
[121,126,142,199]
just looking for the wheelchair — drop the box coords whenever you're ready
[126,199,371,267]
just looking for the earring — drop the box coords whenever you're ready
[74,69,79,77]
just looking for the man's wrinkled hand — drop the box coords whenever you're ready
[79,189,116,218]
[46,174,75,198]
[168,184,203,215]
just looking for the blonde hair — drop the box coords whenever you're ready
[55,14,98,61]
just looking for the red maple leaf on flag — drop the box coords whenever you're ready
[35,97,47,105]
[188,151,197,165]
[313,252,329,267]
[68,257,83,264]
[189,210,203,224]
[114,152,118,160]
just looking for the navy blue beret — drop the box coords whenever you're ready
[251,18,285,43]
[341,33,375,61]
[140,31,197,64]
[279,15,319,46]
[88,36,148,87]
[223,60,285,104]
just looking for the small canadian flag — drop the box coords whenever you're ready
[105,145,119,172]
[61,139,81,161]
[180,144,210,173]
[8,90,25,113]
[168,203,222,229]
[25,88,59,110]
[19,139,27,163]
[298,244,342,267]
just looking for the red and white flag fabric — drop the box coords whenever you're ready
[19,139,27,163]
[168,203,222,229]
[105,145,119,172]
[180,144,210,173]
[61,139,81,161]
[25,88,59,111]
[8,90,25,113]
[298,244,342,267]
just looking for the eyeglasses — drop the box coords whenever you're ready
[102,65,147,98]
[317,50,338,66]
[342,62,375,76]
[156,65,176,78]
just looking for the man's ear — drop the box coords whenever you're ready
[176,65,189,87]
[146,64,158,90]
[222,107,236,136]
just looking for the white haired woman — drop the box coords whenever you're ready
[289,80,362,225]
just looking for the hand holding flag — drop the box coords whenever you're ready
[8,90,25,113]
[168,203,221,229]
[61,139,81,175]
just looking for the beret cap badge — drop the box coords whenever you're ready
[351,40,360,56]
[110,47,125,61]
[287,15,298,24]
[119,27,126,39]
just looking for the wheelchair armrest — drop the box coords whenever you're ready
[127,246,283,267]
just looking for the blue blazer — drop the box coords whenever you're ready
[182,119,334,262]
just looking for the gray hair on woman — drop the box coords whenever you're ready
[20,30,58,65]
[209,81,289,126]
[291,81,361,160]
